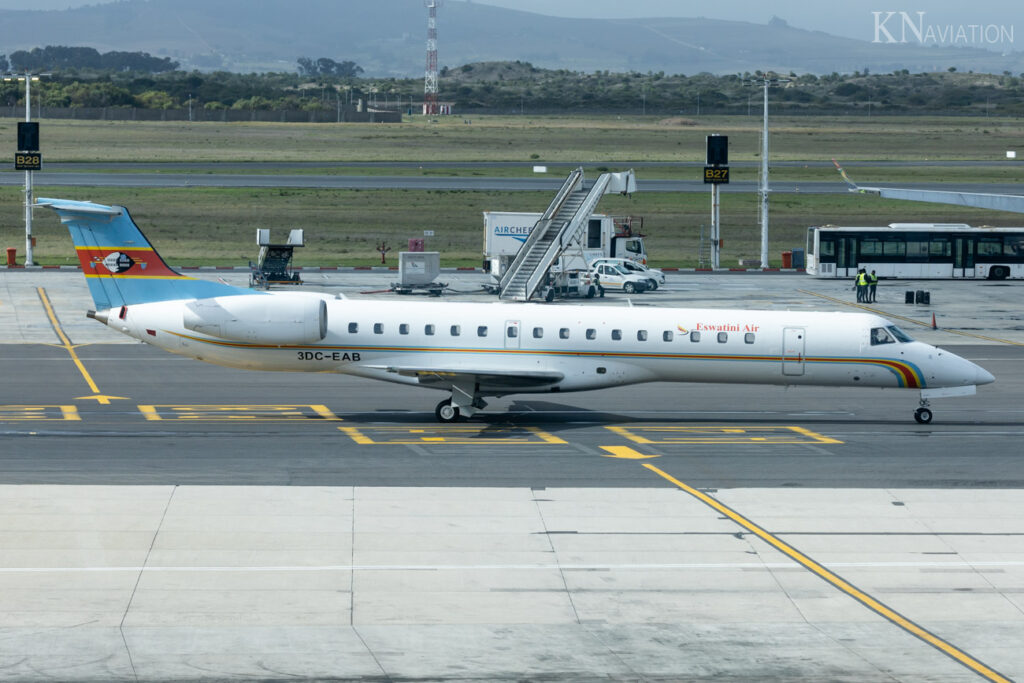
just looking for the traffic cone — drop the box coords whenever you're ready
[931,313,937,330]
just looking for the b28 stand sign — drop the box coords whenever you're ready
[15,121,41,170]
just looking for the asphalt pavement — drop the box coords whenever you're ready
[1,269,1022,682]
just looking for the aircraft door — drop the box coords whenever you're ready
[505,320,521,349]
[782,327,805,376]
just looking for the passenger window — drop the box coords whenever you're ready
[507,326,518,338]
[374,323,384,334]
[399,324,409,335]
[611,329,622,340]
[870,327,895,345]
[425,324,435,336]
[348,322,358,334]
[637,330,648,342]
[717,332,728,343]
[690,330,700,342]
[586,329,596,340]
[744,333,755,344]
[559,328,570,339]
[662,331,673,342]
[533,327,543,339]
[477,326,488,337]
[450,325,461,336]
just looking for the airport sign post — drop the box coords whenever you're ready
[5,72,50,266]
[705,135,728,270]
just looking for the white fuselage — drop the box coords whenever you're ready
[101,294,992,398]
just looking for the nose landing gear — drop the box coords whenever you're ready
[914,398,933,424]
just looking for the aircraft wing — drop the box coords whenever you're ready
[367,364,564,389]
[832,159,1024,213]
[850,187,1024,214]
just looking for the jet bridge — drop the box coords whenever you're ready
[497,167,636,301]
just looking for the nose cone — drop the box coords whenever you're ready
[974,364,996,386]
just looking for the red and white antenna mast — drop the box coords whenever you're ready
[423,0,441,115]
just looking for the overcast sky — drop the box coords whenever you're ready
[2,0,1020,44]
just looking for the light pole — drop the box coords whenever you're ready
[746,74,790,269]
[4,71,49,266]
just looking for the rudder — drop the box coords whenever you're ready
[38,198,252,309]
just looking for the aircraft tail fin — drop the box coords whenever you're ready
[37,198,253,310]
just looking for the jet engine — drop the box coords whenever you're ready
[183,294,327,344]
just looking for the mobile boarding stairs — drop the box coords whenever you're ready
[497,167,636,301]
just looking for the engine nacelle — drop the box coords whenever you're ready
[183,294,327,344]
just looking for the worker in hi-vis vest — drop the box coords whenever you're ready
[854,268,868,303]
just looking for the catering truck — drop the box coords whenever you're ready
[482,211,647,278]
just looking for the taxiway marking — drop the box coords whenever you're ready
[606,424,842,445]
[138,404,340,421]
[600,445,660,459]
[0,405,80,421]
[643,462,1012,683]
[37,287,127,404]
[338,424,566,445]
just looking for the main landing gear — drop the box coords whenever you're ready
[435,399,460,423]
[914,398,933,424]
[434,380,488,423]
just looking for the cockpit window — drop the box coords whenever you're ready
[887,325,914,343]
[870,327,895,345]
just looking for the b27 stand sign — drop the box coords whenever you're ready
[704,134,729,270]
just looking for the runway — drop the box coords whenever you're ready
[3,170,1021,194]
[1,269,1023,681]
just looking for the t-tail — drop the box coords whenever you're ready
[37,198,252,309]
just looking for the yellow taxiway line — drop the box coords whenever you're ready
[642,461,1012,683]
[37,288,126,405]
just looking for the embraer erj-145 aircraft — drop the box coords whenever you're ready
[39,198,994,425]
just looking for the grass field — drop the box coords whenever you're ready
[1,114,1023,163]
[1,114,1021,267]
[6,185,1021,269]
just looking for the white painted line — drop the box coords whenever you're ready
[1,560,1022,573]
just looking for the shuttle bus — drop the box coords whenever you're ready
[805,223,1024,280]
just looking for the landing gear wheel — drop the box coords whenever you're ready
[914,407,933,424]
[435,399,460,423]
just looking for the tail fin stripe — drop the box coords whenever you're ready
[39,197,255,309]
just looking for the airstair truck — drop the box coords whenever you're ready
[482,212,647,278]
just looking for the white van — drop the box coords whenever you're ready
[589,258,665,290]
[590,263,650,294]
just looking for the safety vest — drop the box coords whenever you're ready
[857,273,868,286]
[868,273,878,285]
